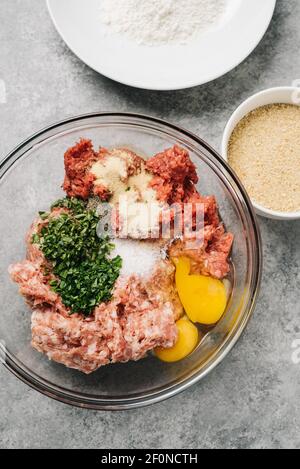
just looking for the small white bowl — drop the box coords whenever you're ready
[222,86,300,220]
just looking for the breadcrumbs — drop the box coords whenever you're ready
[228,104,300,212]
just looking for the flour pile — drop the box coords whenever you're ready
[99,0,227,46]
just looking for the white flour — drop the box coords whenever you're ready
[99,0,227,46]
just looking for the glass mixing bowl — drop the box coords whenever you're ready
[0,113,262,410]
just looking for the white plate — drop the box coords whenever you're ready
[47,0,276,91]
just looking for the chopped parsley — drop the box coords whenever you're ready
[33,197,122,316]
[51,197,87,214]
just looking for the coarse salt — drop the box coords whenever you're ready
[112,238,163,278]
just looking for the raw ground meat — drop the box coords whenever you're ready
[108,148,144,177]
[183,182,220,228]
[146,145,198,204]
[9,220,179,374]
[9,141,233,374]
[169,225,234,279]
[29,274,178,374]
[63,139,98,199]
[63,141,230,256]
[144,145,233,278]
[63,139,144,201]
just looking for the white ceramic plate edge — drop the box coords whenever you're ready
[46,0,277,91]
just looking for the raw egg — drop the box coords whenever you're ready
[155,317,199,363]
[173,257,227,325]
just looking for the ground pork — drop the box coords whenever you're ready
[9,222,179,374]
[9,261,178,373]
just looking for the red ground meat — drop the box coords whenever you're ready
[203,233,234,278]
[93,183,111,200]
[183,183,220,227]
[63,139,99,199]
[63,142,144,201]
[169,224,233,279]
[146,146,220,240]
[146,145,198,204]
[203,224,234,278]
[145,145,232,278]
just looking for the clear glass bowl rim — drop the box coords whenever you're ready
[0,112,262,411]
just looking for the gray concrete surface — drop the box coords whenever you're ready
[0,0,300,449]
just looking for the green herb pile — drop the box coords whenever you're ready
[32,197,122,316]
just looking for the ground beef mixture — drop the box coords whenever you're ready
[9,140,233,374]
[146,145,198,204]
[169,225,233,279]
[63,139,98,199]
[63,139,143,201]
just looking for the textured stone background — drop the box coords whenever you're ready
[1,0,300,449]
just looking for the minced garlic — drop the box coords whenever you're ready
[91,154,128,201]
[228,104,300,213]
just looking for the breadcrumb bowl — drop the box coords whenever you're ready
[0,113,262,410]
[222,87,300,221]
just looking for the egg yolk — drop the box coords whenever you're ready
[173,257,227,325]
[155,317,199,363]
